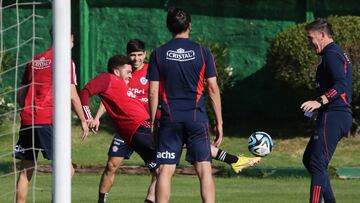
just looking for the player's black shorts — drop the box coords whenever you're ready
[108,124,157,171]
[107,134,132,159]
[14,125,53,160]
[156,121,212,165]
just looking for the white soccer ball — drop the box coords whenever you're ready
[248,131,273,157]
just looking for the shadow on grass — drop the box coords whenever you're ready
[217,166,341,179]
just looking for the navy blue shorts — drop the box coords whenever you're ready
[14,125,53,160]
[156,121,211,165]
[108,134,133,159]
[108,125,156,166]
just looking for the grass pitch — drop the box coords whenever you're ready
[1,120,360,202]
[1,173,360,203]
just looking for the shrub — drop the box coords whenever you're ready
[0,52,15,121]
[267,16,360,134]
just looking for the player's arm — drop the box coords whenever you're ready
[301,53,346,112]
[207,77,223,147]
[204,47,223,147]
[91,102,107,132]
[71,84,90,139]
[149,81,159,128]
[323,52,349,103]
[147,50,160,132]
[79,74,110,138]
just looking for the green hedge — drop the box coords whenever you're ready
[0,52,15,121]
[267,16,360,133]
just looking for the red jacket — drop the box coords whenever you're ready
[20,48,77,125]
[80,73,149,144]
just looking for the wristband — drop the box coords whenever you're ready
[316,97,323,106]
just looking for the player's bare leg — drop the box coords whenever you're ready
[70,162,75,177]
[98,156,124,203]
[144,172,157,203]
[194,161,215,203]
[155,164,176,203]
[16,160,35,203]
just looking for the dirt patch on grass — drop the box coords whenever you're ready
[35,164,223,176]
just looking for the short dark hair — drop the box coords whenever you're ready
[107,55,132,73]
[305,18,334,37]
[166,7,191,35]
[126,39,145,54]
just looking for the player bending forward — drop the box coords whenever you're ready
[79,55,158,203]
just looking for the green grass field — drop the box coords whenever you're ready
[1,120,360,202]
[1,174,360,203]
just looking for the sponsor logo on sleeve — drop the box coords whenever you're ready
[166,48,195,62]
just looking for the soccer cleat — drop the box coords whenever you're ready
[231,156,261,173]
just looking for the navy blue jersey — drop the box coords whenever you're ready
[148,38,217,122]
[316,42,352,112]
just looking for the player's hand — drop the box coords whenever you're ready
[89,118,100,133]
[212,123,223,147]
[300,100,321,112]
[81,120,90,140]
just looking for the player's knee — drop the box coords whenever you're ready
[19,169,33,182]
[106,159,121,173]
[305,159,326,174]
[195,162,212,174]
[157,164,176,178]
[105,164,118,174]
[70,165,75,177]
[19,161,36,181]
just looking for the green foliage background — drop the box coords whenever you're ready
[0,53,15,119]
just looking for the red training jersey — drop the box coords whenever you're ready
[20,48,77,125]
[128,63,149,110]
[79,73,149,144]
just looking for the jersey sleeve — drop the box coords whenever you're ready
[71,60,77,85]
[79,74,111,119]
[203,47,218,79]
[148,49,160,81]
[324,52,347,102]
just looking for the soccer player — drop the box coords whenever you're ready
[90,39,155,203]
[14,30,89,203]
[148,7,259,203]
[301,19,352,203]
[127,39,149,110]
[79,55,158,203]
